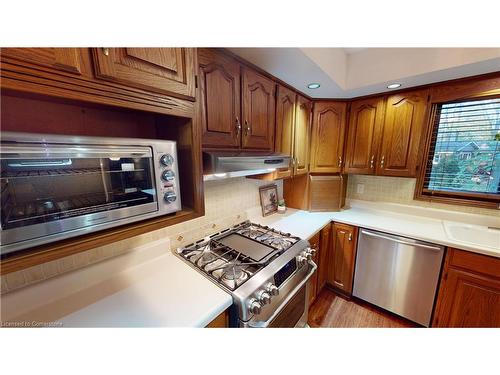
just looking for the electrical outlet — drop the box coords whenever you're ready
[356,183,365,194]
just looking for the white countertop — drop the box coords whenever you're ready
[1,238,232,327]
[248,200,500,258]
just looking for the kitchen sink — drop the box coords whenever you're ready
[443,221,500,250]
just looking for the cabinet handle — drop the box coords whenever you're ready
[380,155,385,168]
[235,117,241,138]
[370,155,375,169]
[338,156,342,167]
[244,120,251,136]
[348,233,352,241]
[101,48,110,56]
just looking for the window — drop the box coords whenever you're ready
[421,97,500,206]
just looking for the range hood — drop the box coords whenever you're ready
[203,151,291,181]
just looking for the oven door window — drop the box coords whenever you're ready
[1,144,157,231]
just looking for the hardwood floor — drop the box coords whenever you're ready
[308,288,418,328]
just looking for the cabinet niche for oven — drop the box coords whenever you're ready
[0,92,203,271]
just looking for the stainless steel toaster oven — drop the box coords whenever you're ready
[0,132,181,255]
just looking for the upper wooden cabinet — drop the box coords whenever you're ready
[329,223,358,295]
[432,248,500,328]
[344,89,429,177]
[1,48,83,75]
[294,95,313,175]
[310,101,347,173]
[344,97,385,174]
[241,68,276,150]
[198,49,241,149]
[377,89,429,176]
[92,48,196,99]
[274,85,296,178]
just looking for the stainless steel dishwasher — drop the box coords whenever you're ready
[353,229,445,326]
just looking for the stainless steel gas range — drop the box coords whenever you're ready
[177,221,316,328]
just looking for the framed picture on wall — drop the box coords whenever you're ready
[259,184,279,216]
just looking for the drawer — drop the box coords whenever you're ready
[448,248,500,278]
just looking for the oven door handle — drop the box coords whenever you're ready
[248,261,317,328]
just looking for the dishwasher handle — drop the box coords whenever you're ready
[360,230,443,251]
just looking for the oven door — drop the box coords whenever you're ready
[244,262,316,328]
[1,143,158,254]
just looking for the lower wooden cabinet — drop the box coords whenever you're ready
[432,248,500,327]
[328,223,358,295]
[307,232,321,306]
[205,309,229,328]
[317,224,332,291]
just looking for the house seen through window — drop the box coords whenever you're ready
[424,97,500,197]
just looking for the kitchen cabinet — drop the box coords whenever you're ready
[344,89,429,177]
[377,89,429,176]
[317,224,332,291]
[274,85,296,178]
[241,67,276,150]
[432,248,500,327]
[308,232,321,306]
[329,223,358,295]
[1,48,83,75]
[310,101,348,173]
[205,309,229,328]
[294,95,313,175]
[92,48,196,99]
[198,48,241,149]
[344,97,385,174]
[308,175,347,212]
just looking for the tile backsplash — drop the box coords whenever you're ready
[1,177,281,294]
[347,174,500,217]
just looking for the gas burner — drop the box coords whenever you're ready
[195,250,217,266]
[216,264,249,289]
[263,236,295,250]
[221,265,244,281]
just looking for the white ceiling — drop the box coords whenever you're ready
[229,48,500,98]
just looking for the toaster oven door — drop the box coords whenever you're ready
[1,143,158,254]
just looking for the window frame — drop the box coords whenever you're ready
[415,93,500,209]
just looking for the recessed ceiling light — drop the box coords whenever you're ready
[387,83,402,89]
[307,83,321,89]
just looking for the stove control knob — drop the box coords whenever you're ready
[301,250,312,261]
[160,154,174,166]
[266,283,279,296]
[249,299,262,315]
[308,248,317,257]
[258,291,271,305]
[161,169,175,181]
[297,255,308,267]
[164,191,177,203]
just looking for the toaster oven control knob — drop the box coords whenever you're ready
[160,154,174,166]
[258,291,271,305]
[266,283,279,296]
[161,169,175,181]
[249,299,262,315]
[164,191,177,203]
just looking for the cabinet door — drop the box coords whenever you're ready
[274,85,296,178]
[317,224,332,291]
[344,97,385,175]
[241,68,276,150]
[198,49,241,149]
[329,223,358,295]
[308,232,321,306]
[1,48,83,74]
[294,95,312,175]
[377,89,429,177]
[310,101,347,173]
[92,48,196,99]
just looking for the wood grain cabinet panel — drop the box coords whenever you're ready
[308,232,321,306]
[274,85,296,178]
[317,224,332,291]
[92,48,196,99]
[294,95,312,175]
[377,89,429,177]
[310,101,347,173]
[432,248,500,327]
[198,49,241,148]
[1,48,83,74]
[329,223,358,295]
[344,97,385,174]
[241,68,276,150]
